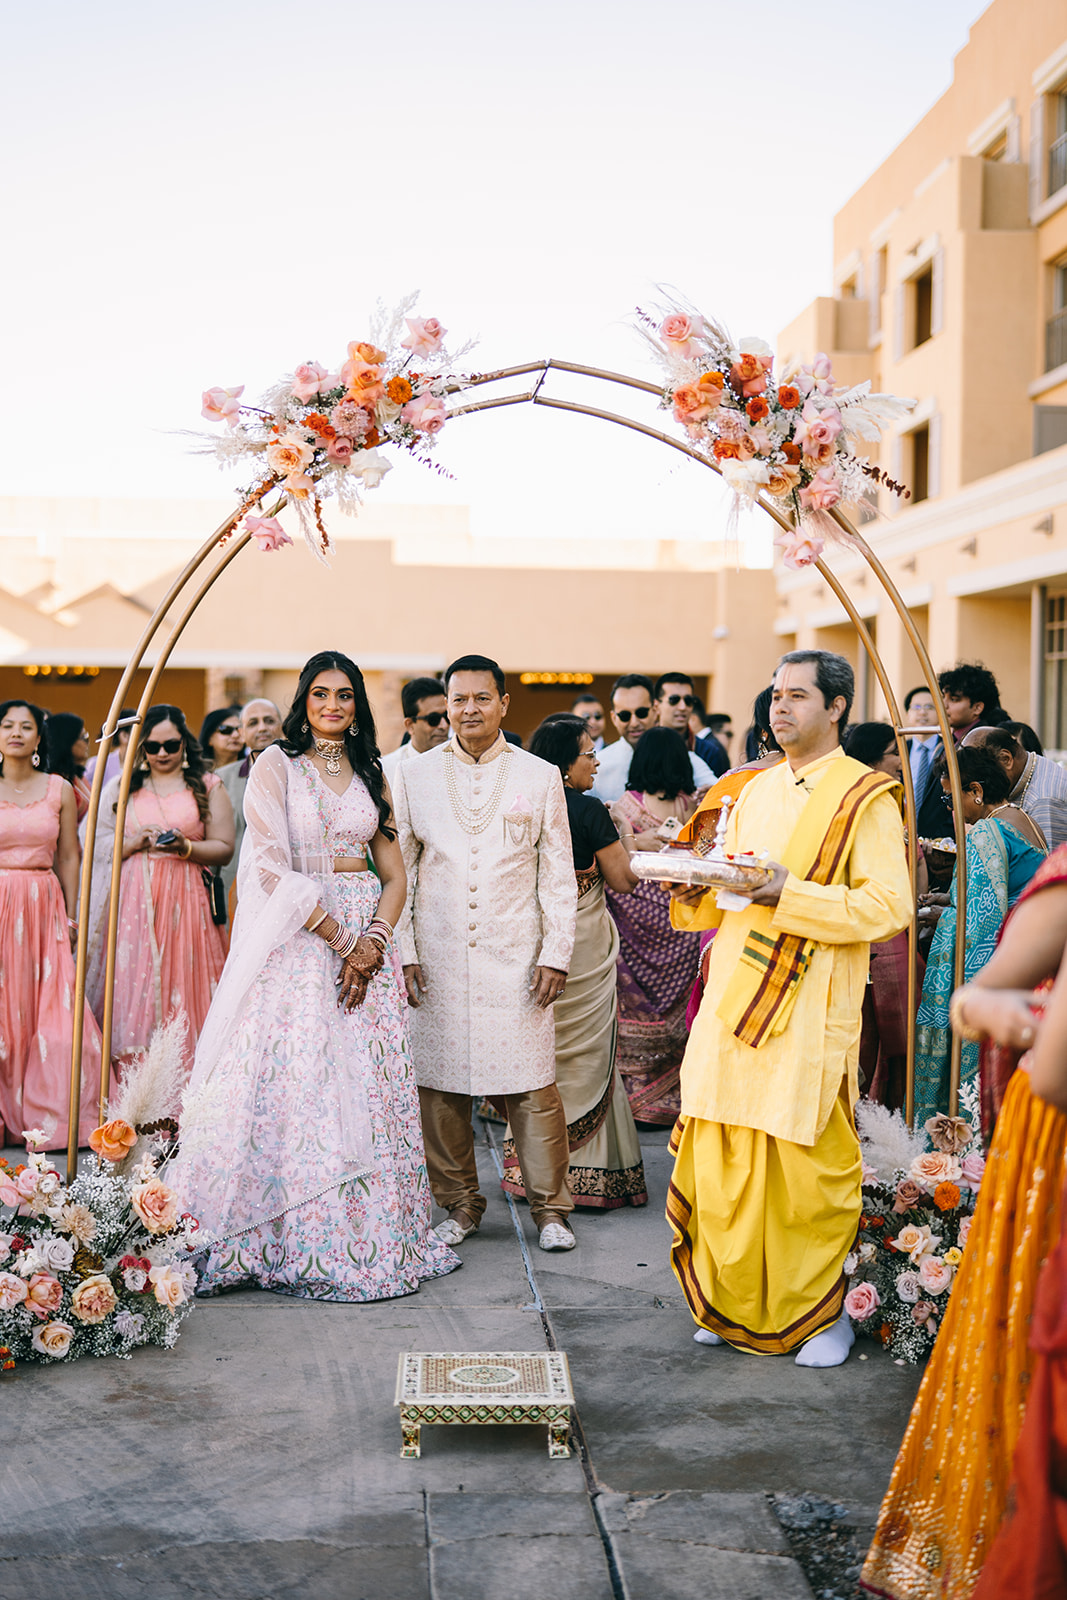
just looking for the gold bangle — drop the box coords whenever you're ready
[949,987,984,1044]
[306,909,328,933]
[181,838,193,859]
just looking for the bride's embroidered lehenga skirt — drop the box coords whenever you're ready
[175,870,458,1302]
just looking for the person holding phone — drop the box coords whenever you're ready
[85,704,234,1075]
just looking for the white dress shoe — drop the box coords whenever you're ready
[433,1217,477,1246]
[538,1222,576,1251]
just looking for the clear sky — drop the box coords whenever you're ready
[1,0,987,552]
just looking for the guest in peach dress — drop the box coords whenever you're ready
[86,705,234,1075]
[0,700,102,1149]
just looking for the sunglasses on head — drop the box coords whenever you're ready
[615,707,651,724]
[664,693,696,708]
[414,711,447,727]
[144,738,183,756]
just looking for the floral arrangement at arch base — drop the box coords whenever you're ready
[0,1021,198,1367]
[841,1100,984,1362]
[195,294,474,563]
[640,298,915,570]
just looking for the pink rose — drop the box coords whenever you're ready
[15,1169,38,1199]
[658,312,704,359]
[71,1274,117,1324]
[960,1151,986,1190]
[290,362,338,402]
[201,385,244,427]
[149,1263,189,1309]
[401,316,447,355]
[325,435,353,464]
[958,1215,972,1248]
[244,515,293,554]
[0,1271,28,1310]
[774,528,824,570]
[917,1255,954,1296]
[401,393,448,435]
[892,1178,925,1214]
[31,1319,74,1358]
[130,1178,179,1235]
[797,353,835,396]
[799,465,842,513]
[911,1299,937,1330]
[794,398,843,457]
[25,1272,63,1319]
[0,1172,20,1206]
[844,1282,881,1321]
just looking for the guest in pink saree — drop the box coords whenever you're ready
[0,700,101,1148]
[86,705,234,1075]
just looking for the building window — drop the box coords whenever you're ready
[868,245,888,339]
[910,425,930,503]
[984,130,1008,162]
[913,267,933,348]
[1047,260,1067,371]
[1051,90,1067,197]
[1045,591,1067,749]
[839,274,857,299]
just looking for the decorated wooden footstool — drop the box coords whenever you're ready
[395,1351,574,1459]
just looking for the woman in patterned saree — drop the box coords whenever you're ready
[912,745,1046,1129]
[861,842,1067,1599]
[171,651,458,1302]
[606,727,702,1127]
[501,716,647,1210]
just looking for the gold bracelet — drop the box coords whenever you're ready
[948,987,984,1044]
[181,838,193,859]
[306,909,328,934]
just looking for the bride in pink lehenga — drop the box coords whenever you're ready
[86,705,234,1077]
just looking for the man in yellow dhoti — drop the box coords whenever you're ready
[667,651,912,1367]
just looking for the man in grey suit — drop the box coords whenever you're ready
[216,698,283,919]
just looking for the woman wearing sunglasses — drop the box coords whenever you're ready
[86,704,235,1076]
[199,705,244,771]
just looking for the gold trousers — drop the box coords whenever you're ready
[418,1085,573,1231]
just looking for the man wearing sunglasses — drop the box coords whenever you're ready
[654,672,730,778]
[593,674,716,803]
[382,677,448,787]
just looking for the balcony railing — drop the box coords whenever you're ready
[1047,308,1067,372]
[1051,131,1067,199]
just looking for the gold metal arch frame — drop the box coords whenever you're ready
[67,359,967,1182]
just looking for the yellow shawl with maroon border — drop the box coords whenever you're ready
[716,757,899,1048]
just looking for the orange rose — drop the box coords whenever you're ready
[697,370,725,396]
[387,376,413,405]
[348,367,384,404]
[130,1178,179,1235]
[765,466,801,498]
[712,439,741,461]
[672,383,715,424]
[746,397,769,421]
[780,441,802,464]
[353,342,386,364]
[364,426,381,448]
[71,1274,117,1324]
[734,353,762,381]
[777,384,801,410]
[88,1119,137,1163]
[933,1181,961,1211]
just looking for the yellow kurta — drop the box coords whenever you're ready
[671,746,912,1146]
[667,746,912,1353]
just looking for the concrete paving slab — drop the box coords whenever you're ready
[595,1489,790,1553]
[611,1537,814,1600]
[430,1533,616,1600]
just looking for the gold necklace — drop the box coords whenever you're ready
[444,746,510,835]
[313,737,346,777]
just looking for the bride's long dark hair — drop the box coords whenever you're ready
[279,651,394,840]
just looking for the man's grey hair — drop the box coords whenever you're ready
[241,698,280,718]
[775,650,854,729]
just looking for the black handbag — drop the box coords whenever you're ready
[202,868,228,925]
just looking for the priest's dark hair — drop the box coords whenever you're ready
[280,651,394,840]
[444,654,507,697]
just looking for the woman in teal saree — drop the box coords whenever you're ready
[914,745,1047,1129]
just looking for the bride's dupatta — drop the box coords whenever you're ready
[173,745,375,1243]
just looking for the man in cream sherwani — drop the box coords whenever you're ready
[392,654,579,1252]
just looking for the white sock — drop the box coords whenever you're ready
[794,1308,855,1368]
[693,1328,723,1346]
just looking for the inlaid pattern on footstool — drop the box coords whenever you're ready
[394,1350,574,1458]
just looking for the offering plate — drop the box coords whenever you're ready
[631,843,772,893]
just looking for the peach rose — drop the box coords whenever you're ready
[891,1221,941,1262]
[149,1263,189,1309]
[284,473,316,500]
[31,1319,74,1358]
[672,384,716,425]
[266,435,314,476]
[917,1255,954,1295]
[130,1178,179,1235]
[400,318,446,356]
[958,1215,973,1248]
[923,1114,973,1155]
[344,363,385,405]
[25,1272,63,1319]
[70,1274,117,1324]
[764,466,801,498]
[909,1151,962,1190]
[844,1282,881,1321]
[88,1119,137,1164]
[401,393,447,435]
[0,1271,28,1310]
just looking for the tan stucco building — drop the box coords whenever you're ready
[0,495,776,757]
[776,0,1067,745]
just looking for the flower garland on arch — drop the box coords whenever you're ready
[194,294,474,561]
[639,297,916,570]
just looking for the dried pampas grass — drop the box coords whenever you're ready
[855,1098,927,1185]
[105,1015,188,1175]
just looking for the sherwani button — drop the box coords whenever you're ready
[468,939,477,947]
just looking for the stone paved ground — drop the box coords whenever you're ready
[0,1122,921,1599]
